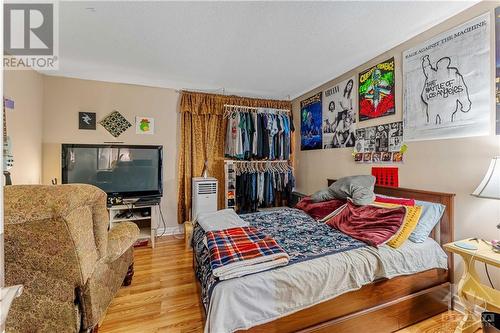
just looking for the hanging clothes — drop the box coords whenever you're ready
[231,161,295,213]
[224,107,293,160]
[224,105,295,213]
[252,112,258,157]
[224,111,247,159]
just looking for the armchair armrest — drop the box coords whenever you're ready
[107,222,139,262]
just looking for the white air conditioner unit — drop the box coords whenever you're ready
[192,177,218,220]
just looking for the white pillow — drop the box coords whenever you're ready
[196,209,248,232]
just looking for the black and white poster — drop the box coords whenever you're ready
[355,121,403,153]
[403,13,490,141]
[322,77,356,148]
[354,121,404,164]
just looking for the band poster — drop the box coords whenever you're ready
[322,77,356,149]
[403,13,490,141]
[358,57,396,121]
[300,92,323,150]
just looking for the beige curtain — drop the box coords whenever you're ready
[177,91,292,224]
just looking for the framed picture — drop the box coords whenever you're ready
[79,112,96,130]
[136,116,155,135]
[99,111,131,137]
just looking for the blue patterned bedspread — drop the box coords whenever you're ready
[192,208,366,311]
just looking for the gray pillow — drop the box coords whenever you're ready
[310,188,332,202]
[311,175,376,206]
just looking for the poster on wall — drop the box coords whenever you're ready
[496,7,500,135]
[358,57,395,121]
[136,116,155,134]
[300,92,322,150]
[354,121,404,164]
[322,77,356,148]
[403,13,490,141]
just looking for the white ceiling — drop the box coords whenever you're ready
[48,1,477,99]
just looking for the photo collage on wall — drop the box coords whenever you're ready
[300,10,497,162]
[299,64,405,163]
[354,121,404,164]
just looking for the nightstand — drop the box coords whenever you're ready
[444,239,500,333]
[184,221,193,249]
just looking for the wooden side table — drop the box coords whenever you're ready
[184,221,193,249]
[444,239,500,333]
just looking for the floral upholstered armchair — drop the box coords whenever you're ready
[4,184,139,333]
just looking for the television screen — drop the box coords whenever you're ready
[62,144,163,198]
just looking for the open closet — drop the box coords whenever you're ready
[224,105,295,213]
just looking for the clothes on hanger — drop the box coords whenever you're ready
[225,111,243,158]
[224,107,293,160]
[231,161,295,214]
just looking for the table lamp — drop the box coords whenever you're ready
[465,156,500,251]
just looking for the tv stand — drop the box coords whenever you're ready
[108,202,160,248]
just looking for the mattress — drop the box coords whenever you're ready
[195,209,448,333]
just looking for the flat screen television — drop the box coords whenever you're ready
[62,144,163,199]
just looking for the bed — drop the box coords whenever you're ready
[193,180,455,333]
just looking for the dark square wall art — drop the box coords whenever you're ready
[79,112,96,130]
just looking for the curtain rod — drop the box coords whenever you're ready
[177,88,291,101]
[223,104,290,113]
[225,160,290,163]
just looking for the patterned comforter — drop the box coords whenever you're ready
[193,208,366,311]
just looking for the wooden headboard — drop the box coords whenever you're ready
[327,179,455,281]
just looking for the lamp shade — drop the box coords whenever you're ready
[472,157,500,200]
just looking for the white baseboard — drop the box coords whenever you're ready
[156,225,184,236]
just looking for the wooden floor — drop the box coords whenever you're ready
[100,236,480,333]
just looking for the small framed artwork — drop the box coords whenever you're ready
[100,110,132,137]
[136,116,154,135]
[79,112,96,130]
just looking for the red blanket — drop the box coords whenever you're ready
[326,201,406,247]
[296,196,346,220]
[374,195,415,206]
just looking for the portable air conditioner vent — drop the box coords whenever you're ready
[192,177,218,220]
[197,183,217,195]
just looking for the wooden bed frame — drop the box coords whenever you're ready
[196,180,455,333]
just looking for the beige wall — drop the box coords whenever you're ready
[293,1,500,284]
[3,70,43,185]
[42,76,180,229]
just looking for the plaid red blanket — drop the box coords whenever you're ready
[206,227,288,271]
